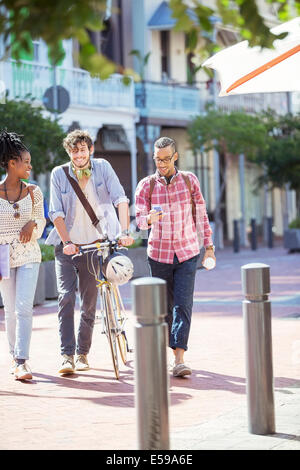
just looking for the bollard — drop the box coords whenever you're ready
[131,277,169,450]
[267,217,273,249]
[241,263,275,435]
[250,218,257,251]
[233,219,240,253]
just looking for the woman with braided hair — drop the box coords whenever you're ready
[0,130,45,380]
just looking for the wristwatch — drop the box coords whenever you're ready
[63,240,73,245]
[205,244,215,252]
[121,229,130,236]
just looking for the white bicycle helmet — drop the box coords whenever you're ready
[102,252,134,285]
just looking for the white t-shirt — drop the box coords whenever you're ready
[69,179,106,244]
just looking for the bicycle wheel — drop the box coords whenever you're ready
[103,286,119,380]
[111,285,128,365]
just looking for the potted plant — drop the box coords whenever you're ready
[40,244,58,299]
[284,217,300,252]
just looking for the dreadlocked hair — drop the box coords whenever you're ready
[0,130,29,169]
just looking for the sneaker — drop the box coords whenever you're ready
[172,363,192,377]
[15,362,32,381]
[10,359,17,375]
[58,354,75,375]
[75,354,90,371]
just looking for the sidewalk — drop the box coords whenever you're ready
[0,244,299,450]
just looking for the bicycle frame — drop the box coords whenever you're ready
[73,240,131,379]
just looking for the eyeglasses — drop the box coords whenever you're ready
[153,151,176,164]
[13,203,20,218]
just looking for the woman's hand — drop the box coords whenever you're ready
[19,220,36,243]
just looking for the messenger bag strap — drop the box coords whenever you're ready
[62,165,100,227]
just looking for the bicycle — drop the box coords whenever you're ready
[73,240,133,380]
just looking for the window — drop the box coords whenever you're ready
[160,31,170,80]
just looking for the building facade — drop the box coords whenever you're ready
[0,9,139,203]
[0,0,297,243]
[130,0,298,245]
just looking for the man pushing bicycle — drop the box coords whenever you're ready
[46,130,133,375]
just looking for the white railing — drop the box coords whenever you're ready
[203,85,288,114]
[0,59,136,109]
[135,81,203,120]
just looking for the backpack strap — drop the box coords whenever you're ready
[180,171,196,224]
[148,174,156,207]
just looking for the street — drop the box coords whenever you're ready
[0,244,299,450]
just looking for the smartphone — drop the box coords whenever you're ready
[153,205,162,213]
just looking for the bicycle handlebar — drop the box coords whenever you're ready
[72,239,127,259]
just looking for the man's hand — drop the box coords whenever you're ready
[19,220,36,243]
[147,209,164,225]
[63,243,78,256]
[119,235,135,247]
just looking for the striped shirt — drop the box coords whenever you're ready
[135,170,213,264]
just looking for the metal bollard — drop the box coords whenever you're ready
[267,217,273,249]
[132,277,169,450]
[250,218,257,251]
[233,219,240,253]
[241,263,275,435]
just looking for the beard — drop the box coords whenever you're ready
[72,156,90,169]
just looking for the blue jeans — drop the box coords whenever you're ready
[55,244,99,356]
[148,254,199,351]
[0,263,40,360]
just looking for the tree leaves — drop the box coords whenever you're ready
[0,98,67,175]
[169,0,295,54]
[0,0,119,79]
[188,108,300,193]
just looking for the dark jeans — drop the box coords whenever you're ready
[148,254,199,351]
[55,244,99,356]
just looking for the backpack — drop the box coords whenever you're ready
[148,171,196,223]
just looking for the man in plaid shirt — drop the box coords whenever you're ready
[135,136,216,377]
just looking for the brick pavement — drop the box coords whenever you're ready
[0,244,299,450]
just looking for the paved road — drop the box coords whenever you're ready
[0,245,299,450]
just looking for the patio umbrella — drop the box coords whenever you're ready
[203,17,300,96]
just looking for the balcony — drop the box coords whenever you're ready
[0,59,136,110]
[135,81,205,122]
[204,85,289,114]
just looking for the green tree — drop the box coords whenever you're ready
[188,108,268,229]
[0,97,67,175]
[0,0,133,80]
[1,1,299,80]
[170,0,300,60]
[252,111,300,214]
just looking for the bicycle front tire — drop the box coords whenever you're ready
[111,285,128,365]
[103,287,119,380]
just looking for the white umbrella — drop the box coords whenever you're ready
[203,17,300,96]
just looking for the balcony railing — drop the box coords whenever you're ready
[135,81,205,121]
[0,59,136,109]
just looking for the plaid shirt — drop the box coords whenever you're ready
[135,170,213,264]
